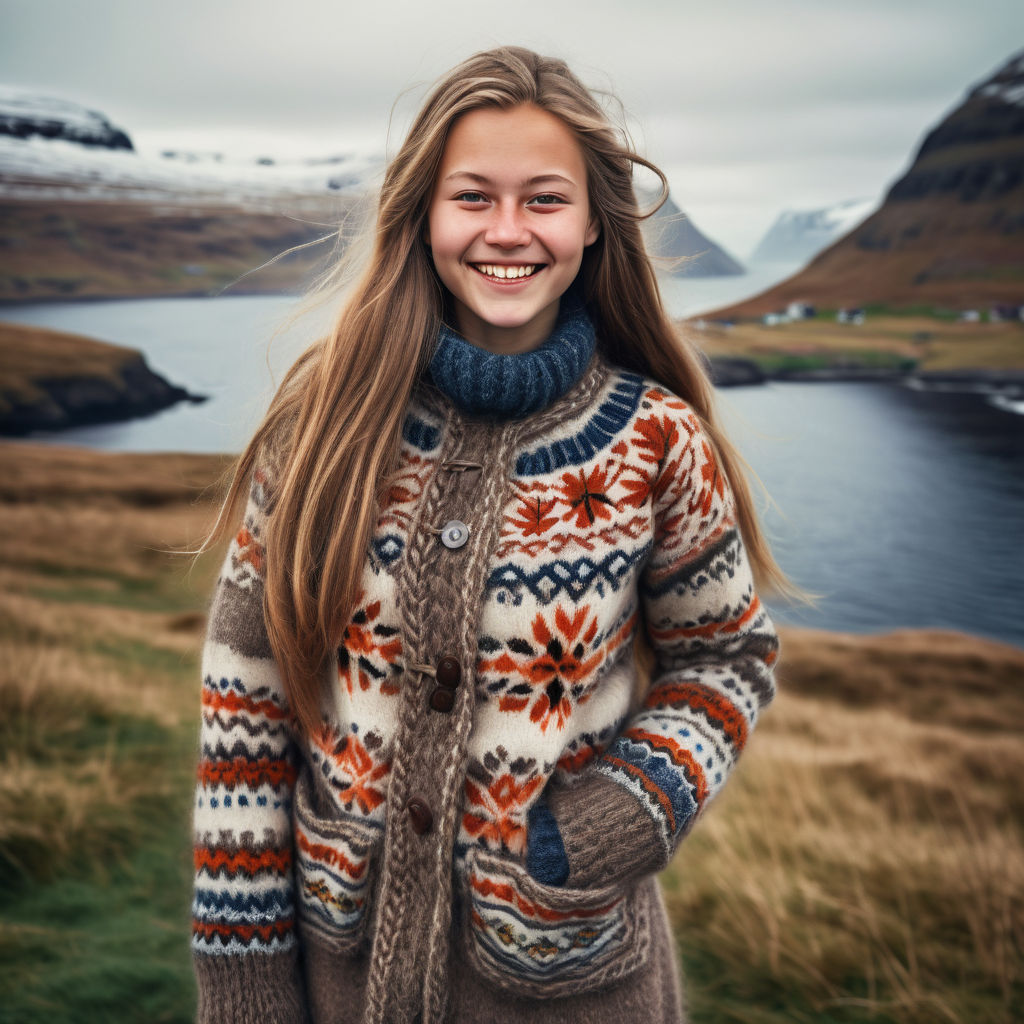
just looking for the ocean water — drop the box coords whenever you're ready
[3,291,1022,647]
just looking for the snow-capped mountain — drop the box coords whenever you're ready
[0,87,383,209]
[0,86,133,150]
[748,197,878,266]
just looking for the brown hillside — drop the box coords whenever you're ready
[709,50,1024,318]
[0,196,353,303]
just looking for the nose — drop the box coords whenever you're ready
[483,201,531,248]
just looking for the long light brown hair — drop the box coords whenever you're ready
[209,45,789,737]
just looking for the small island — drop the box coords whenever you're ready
[0,321,203,435]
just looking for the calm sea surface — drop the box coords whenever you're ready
[3,290,1022,648]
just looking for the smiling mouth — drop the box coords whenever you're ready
[470,263,542,281]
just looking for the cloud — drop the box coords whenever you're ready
[1,0,1022,254]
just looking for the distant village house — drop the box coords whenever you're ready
[837,308,865,325]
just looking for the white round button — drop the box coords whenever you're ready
[440,520,469,549]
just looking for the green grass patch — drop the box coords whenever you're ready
[860,304,961,321]
[750,351,917,374]
[0,667,198,891]
[0,747,198,1024]
[22,562,197,614]
[90,637,197,682]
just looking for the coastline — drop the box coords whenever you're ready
[708,354,1024,390]
[0,321,204,435]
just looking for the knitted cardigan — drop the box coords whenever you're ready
[191,303,780,1024]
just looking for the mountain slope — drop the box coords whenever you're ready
[708,49,1024,317]
[641,192,745,276]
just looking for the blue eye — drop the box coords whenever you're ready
[529,194,566,206]
[456,191,487,203]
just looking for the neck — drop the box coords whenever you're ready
[451,297,559,355]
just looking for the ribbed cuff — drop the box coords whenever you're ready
[194,949,309,1024]
[547,773,667,889]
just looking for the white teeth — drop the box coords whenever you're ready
[474,264,538,279]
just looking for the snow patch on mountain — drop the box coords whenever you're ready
[748,197,878,266]
[0,86,133,150]
[972,50,1024,107]
[0,87,384,208]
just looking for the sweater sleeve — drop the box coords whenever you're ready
[545,401,780,888]
[191,467,309,1024]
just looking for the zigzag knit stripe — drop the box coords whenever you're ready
[640,530,743,598]
[192,887,295,922]
[190,924,296,955]
[194,843,292,879]
[201,678,291,721]
[485,544,651,603]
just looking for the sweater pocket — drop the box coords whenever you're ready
[293,771,380,954]
[461,847,654,998]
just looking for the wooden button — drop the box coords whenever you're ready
[407,797,433,835]
[429,688,455,713]
[435,656,461,688]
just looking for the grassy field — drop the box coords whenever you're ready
[688,314,1024,375]
[0,442,1020,1023]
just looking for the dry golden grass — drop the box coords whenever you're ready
[664,628,1024,1023]
[1,440,1021,1022]
[0,443,224,890]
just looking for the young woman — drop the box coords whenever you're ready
[191,45,782,1024]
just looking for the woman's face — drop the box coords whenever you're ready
[425,103,600,355]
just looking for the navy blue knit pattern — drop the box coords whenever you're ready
[526,799,570,886]
[428,296,596,420]
[514,372,647,476]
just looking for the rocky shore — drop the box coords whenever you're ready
[0,321,203,435]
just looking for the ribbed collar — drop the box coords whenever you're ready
[427,294,596,420]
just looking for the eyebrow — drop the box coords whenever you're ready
[443,171,578,188]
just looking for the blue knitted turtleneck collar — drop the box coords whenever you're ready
[427,294,596,420]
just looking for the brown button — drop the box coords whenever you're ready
[429,687,455,713]
[436,656,461,688]
[407,797,433,835]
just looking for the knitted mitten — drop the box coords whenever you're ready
[544,774,668,889]
[525,798,570,886]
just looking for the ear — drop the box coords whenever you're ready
[584,214,600,247]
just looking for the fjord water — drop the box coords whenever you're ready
[3,294,1022,647]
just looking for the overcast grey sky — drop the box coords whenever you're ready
[2,0,1022,258]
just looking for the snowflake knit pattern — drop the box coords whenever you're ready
[191,308,779,1024]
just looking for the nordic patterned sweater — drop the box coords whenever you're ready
[191,300,780,1024]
